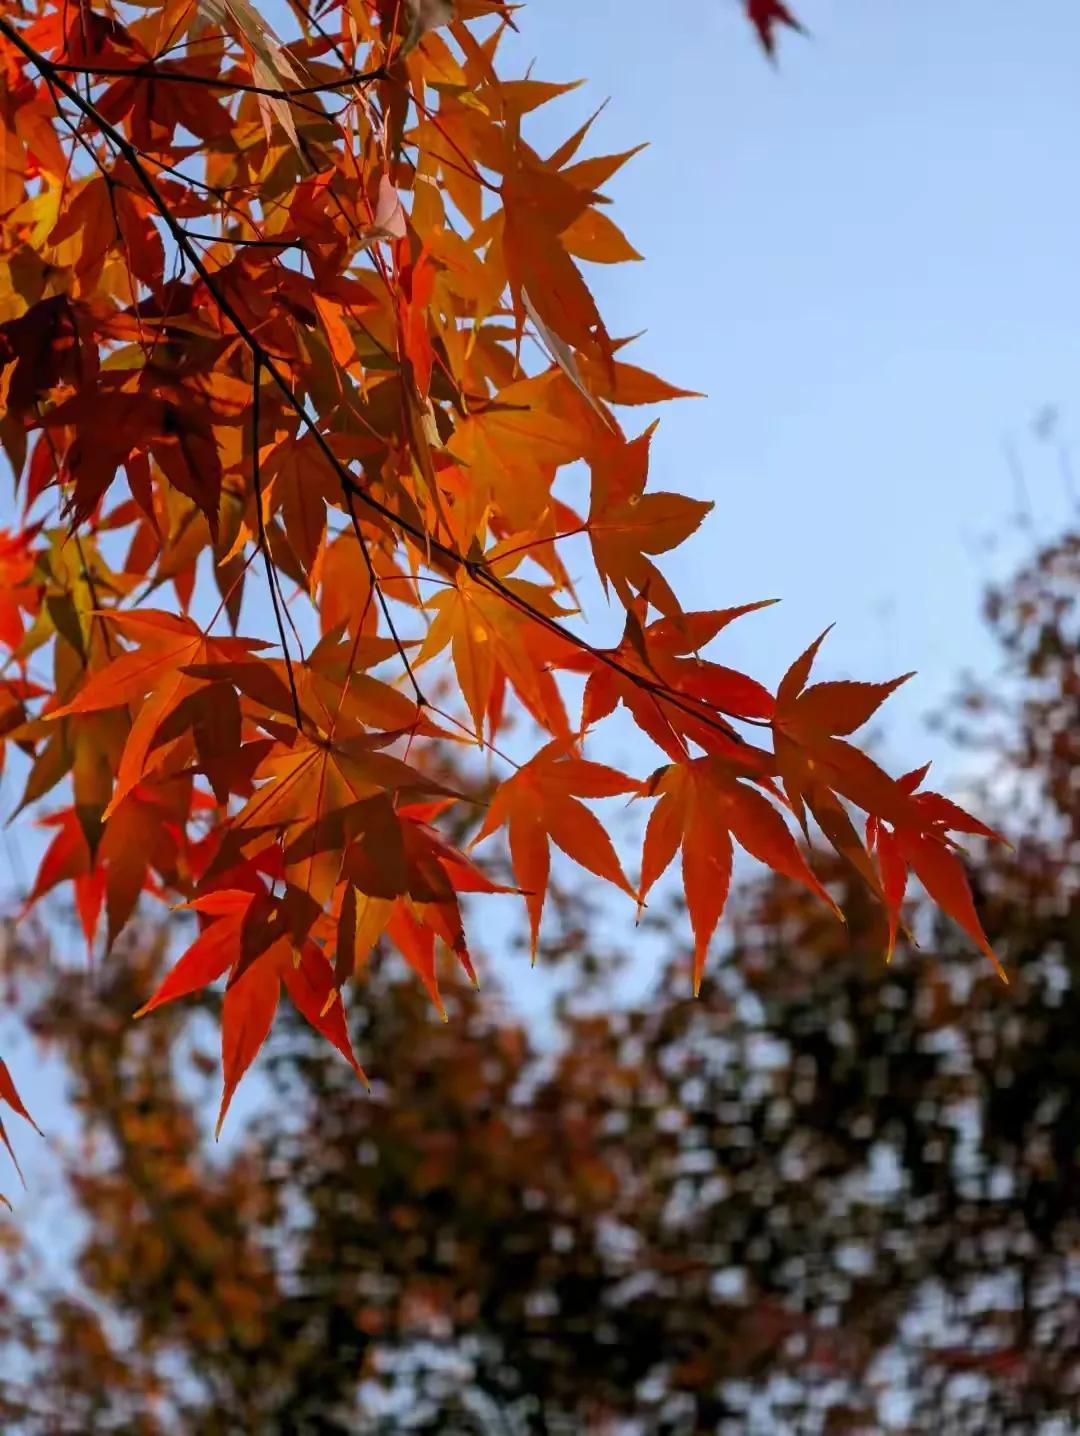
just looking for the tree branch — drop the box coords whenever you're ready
[50,59,386,100]
[1,16,751,755]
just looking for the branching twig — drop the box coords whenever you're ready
[344,491,427,709]
[1,17,751,756]
[251,359,304,731]
[51,59,386,100]
[182,229,302,250]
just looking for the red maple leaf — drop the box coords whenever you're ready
[745,0,805,57]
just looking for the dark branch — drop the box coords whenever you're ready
[182,229,302,250]
[251,360,304,732]
[50,59,386,100]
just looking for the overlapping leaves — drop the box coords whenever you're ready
[0,0,998,1154]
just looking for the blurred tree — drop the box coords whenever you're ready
[0,530,1077,1434]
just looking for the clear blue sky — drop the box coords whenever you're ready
[499,0,1079,778]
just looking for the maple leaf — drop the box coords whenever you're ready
[0,1057,40,1198]
[577,355,704,407]
[97,786,184,946]
[471,744,639,958]
[521,288,611,425]
[94,58,233,148]
[565,601,777,764]
[313,798,511,1016]
[259,431,341,582]
[746,0,805,58]
[0,295,93,428]
[219,724,458,935]
[587,427,712,620]
[48,610,270,819]
[769,637,1007,972]
[502,155,614,366]
[867,766,1008,979]
[24,806,107,949]
[638,757,840,993]
[217,952,280,1135]
[43,372,247,536]
[772,628,920,837]
[23,784,188,949]
[417,570,574,743]
[197,0,307,152]
[46,176,117,287]
[136,891,365,1133]
[0,527,40,651]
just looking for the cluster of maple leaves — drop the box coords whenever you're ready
[0,0,1002,1160]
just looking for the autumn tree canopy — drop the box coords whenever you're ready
[0,0,1005,1160]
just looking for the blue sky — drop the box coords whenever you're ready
[498,0,1080,779]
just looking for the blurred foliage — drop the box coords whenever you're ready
[0,530,1078,1434]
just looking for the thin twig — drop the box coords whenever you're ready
[51,59,386,99]
[344,491,427,708]
[427,701,522,771]
[251,359,304,730]
[4,20,754,756]
[488,525,588,567]
[182,228,302,249]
